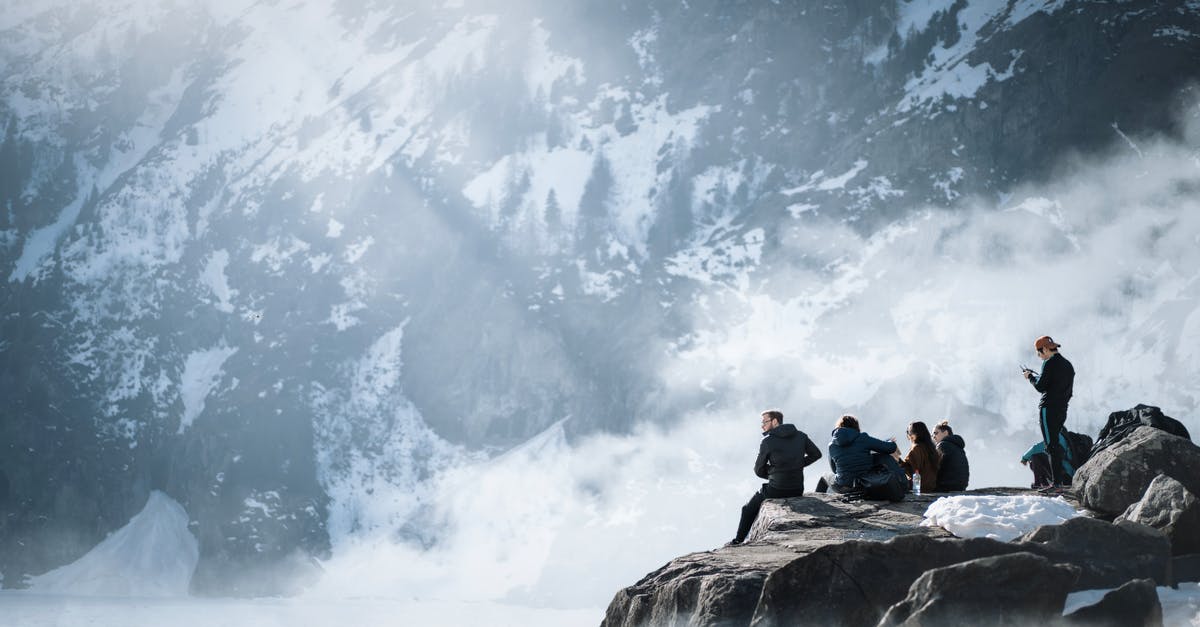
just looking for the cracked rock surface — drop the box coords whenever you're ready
[600,488,1045,627]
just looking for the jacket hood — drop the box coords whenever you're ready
[947,434,966,449]
[830,427,860,446]
[767,423,800,438]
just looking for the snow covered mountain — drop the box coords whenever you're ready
[2,0,1200,593]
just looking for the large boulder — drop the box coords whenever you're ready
[876,553,1078,627]
[1173,554,1200,584]
[1062,578,1163,627]
[600,546,789,627]
[602,493,956,627]
[1073,426,1200,517]
[1016,516,1171,589]
[750,535,1026,627]
[1116,474,1200,556]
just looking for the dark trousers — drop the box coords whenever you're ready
[1029,452,1053,488]
[1039,406,1068,485]
[815,473,856,494]
[735,484,805,542]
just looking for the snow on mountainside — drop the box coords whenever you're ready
[27,491,198,596]
[1,0,1200,594]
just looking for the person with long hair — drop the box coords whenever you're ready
[892,420,939,492]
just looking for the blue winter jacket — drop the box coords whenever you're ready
[827,427,899,487]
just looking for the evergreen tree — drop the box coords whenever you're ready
[576,153,613,254]
[543,189,562,233]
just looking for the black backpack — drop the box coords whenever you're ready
[857,464,905,502]
[1064,430,1093,469]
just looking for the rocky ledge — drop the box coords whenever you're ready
[603,419,1200,627]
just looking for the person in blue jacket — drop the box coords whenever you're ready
[1020,430,1078,488]
[815,414,899,493]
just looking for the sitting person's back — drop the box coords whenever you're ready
[933,420,969,491]
[817,414,898,492]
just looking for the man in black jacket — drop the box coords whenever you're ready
[728,410,822,545]
[1022,335,1075,491]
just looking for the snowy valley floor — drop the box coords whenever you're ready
[2,586,1199,627]
[0,594,604,627]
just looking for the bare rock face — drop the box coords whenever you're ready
[876,553,1078,627]
[1063,578,1163,627]
[1015,516,1171,589]
[602,487,1175,627]
[1116,474,1200,556]
[1074,426,1200,517]
[601,491,956,627]
[750,535,1025,627]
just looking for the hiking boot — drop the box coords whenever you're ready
[1037,483,1065,495]
[723,539,743,548]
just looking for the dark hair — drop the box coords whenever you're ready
[837,414,859,430]
[909,421,940,472]
[934,420,953,436]
[762,410,784,424]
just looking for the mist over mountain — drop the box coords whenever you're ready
[2,0,1199,596]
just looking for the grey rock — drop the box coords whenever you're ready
[877,552,1078,627]
[751,535,1025,627]
[601,491,970,627]
[1063,578,1163,627]
[1074,426,1200,517]
[1174,554,1200,584]
[1016,516,1171,589]
[1117,474,1200,556]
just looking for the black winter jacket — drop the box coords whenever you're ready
[935,434,969,491]
[1030,352,1074,408]
[755,424,823,491]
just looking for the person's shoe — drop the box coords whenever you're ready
[723,539,743,548]
[1037,483,1065,494]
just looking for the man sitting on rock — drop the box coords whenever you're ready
[727,409,822,546]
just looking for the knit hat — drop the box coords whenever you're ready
[1034,335,1061,351]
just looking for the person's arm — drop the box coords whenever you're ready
[1021,441,1044,463]
[862,433,899,455]
[803,436,823,468]
[1031,358,1056,392]
[754,439,770,479]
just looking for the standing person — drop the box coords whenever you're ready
[727,410,822,546]
[815,415,899,494]
[1022,335,1075,491]
[932,421,969,491]
[892,421,939,492]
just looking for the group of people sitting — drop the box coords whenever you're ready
[729,410,971,546]
[814,414,970,495]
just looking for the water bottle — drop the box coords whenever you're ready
[913,470,922,496]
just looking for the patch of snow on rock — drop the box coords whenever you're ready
[921,494,1079,541]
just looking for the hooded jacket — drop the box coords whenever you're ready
[754,423,823,491]
[935,434,969,491]
[827,427,898,487]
